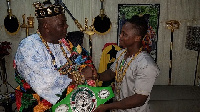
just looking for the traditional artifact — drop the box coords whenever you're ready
[166,20,180,85]
[4,0,20,35]
[93,0,112,35]
[21,14,34,36]
[84,18,95,57]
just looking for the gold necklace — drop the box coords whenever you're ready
[115,47,143,83]
[37,31,72,74]
[114,47,143,101]
[37,31,85,85]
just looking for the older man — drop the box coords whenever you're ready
[14,1,72,111]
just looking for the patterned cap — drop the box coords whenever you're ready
[33,1,64,19]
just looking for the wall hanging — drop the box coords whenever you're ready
[186,26,200,86]
[93,0,112,35]
[4,0,20,35]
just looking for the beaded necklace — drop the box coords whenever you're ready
[37,31,73,75]
[115,47,143,83]
[114,47,142,101]
[37,31,96,87]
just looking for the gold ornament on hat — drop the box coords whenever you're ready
[33,1,65,19]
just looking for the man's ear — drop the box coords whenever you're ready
[43,22,48,29]
[135,36,142,41]
[43,22,49,32]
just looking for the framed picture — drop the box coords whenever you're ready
[117,4,160,61]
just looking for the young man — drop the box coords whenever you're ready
[83,15,159,112]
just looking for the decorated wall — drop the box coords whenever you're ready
[0,0,200,93]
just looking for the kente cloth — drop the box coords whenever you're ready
[110,49,160,112]
[15,85,52,112]
[14,33,72,111]
[52,85,114,112]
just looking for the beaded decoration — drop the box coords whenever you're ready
[115,47,143,100]
[38,31,71,72]
[37,31,85,85]
[115,47,143,83]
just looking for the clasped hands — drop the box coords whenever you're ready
[81,66,98,80]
